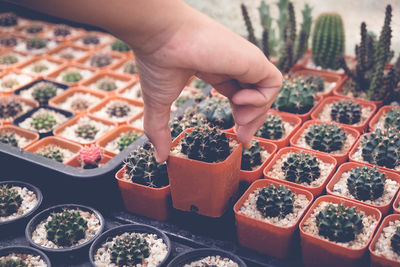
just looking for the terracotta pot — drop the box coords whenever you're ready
[115,166,171,221]
[311,96,377,133]
[77,51,124,71]
[290,120,360,165]
[326,162,400,215]
[369,214,400,267]
[299,195,382,267]
[16,55,65,78]
[81,70,134,96]
[96,125,143,156]
[0,124,39,149]
[0,95,38,125]
[47,43,91,63]
[368,105,398,132]
[234,179,313,259]
[263,146,337,197]
[167,128,242,217]
[0,69,36,94]
[46,63,95,86]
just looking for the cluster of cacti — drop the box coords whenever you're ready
[316,204,363,242]
[70,98,89,111]
[330,100,362,125]
[256,184,295,218]
[26,37,46,50]
[196,96,233,129]
[53,24,71,37]
[26,23,43,34]
[44,209,88,247]
[255,114,285,140]
[0,54,18,65]
[273,77,316,114]
[305,123,346,153]
[0,35,17,47]
[31,63,49,73]
[170,110,206,139]
[346,166,385,201]
[62,71,83,83]
[180,126,231,163]
[97,79,117,91]
[312,13,345,70]
[31,82,57,104]
[30,113,57,131]
[281,152,321,184]
[123,61,136,74]
[117,131,141,151]
[241,140,262,171]
[0,12,17,27]
[90,53,112,68]
[391,226,400,254]
[75,124,99,140]
[0,98,23,119]
[0,132,18,147]
[37,146,64,163]
[361,128,400,169]
[106,102,131,118]
[302,74,325,93]
[384,109,400,130]
[78,145,103,169]
[124,143,169,188]
[82,34,100,45]
[1,258,28,267]
[1,78,19,89]
[110,234,150,266]
[111,39,131,52]
[0,185,22,217]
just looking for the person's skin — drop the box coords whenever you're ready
[7,0,283,162]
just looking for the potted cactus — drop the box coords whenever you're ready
[0,34,21,49]
[0,71,34,93]
[0,12,19,29]
[170,109,206,140]
[80,52,122,69]
[97,125,143,156]
[19,57,63,77]
[0,125,39,149]
[327,162,400,215]
[48,44,90,62]
[0,246,51,267]
[44,24,83,42]
[0,96,38,124]
[118,80,143,101]
[168,125,242,217]
[48,65,94,85]
[115,143,170,220]
[113,59,137,75]
[299,195,381,267]
[264,147,337,197]
[0,51,28,68]
[369,105,400,131]
[195,95,234,130]
[15,80,68,105]
[21,22,48,35]
[14,37,58,55]
[75,31,113,49]
[109,38,132,55]
[290,120,360,164]
[83,71,133,94]
[67,145,113,169]
[234,179,313,259]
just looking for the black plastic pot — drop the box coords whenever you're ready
[167,248,247,267]
[0,180,43,236]
[0,246,51,266]
[13,106,73,138]
[89,223,171,267]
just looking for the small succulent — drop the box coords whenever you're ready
[1,258,28,267]
[53,24,71,37]
[316,204,363,242]
[106,101,131,118]
[26,37,47,50]
[117,131,141,151]
[110,234,150,266]
[0,185,22,217]
[384,109,400,130]
[281,152,321,185]
[59,52,74,60]
[302,74,325,93]
[62,71,83,83]
[346,166,385,201]
[37,146,64,163]
[111,39,131,52]
[255,114,285,140]
[75,124,99,140]
[0,132,18,147]
[0,12,17,27]
[170,110,206,139]
[45,209,88,247]
[89,53,112,68]
[0,54,18,65]
[0,98,23,119]
[390,226,400,255]
[1,78,19,89]
[70,98,90,111]
[31,82,58,104]
[305,123,346,153]
[31,63,49,73]
[256,184,295,218]
[78,145,103,169]
[97,78,117,91]
[30,113,57,131]
[26,23,43,34]
[0,35,17,47]
[241,140,262,171]
[82,34,100,45]
[196,96,234,129]
[330,100,362,125]
[124,143,169,188]
[123,61,136,74]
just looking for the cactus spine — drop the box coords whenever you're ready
[330,100,362,125]
[256,184,295,218]
[31,82,58,104]
[305,123,346,153]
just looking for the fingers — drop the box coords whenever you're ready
[235,112,269,148]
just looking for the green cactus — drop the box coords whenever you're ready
[26,23,43,34]
[255,114,285,140]
[106,102,131,118]
[391,226,400,254]
[31,82,58,104]
[170,110,206,139]
[241,140,262,171]
[117,131,141,151]
[31,113,57,131]
[31,63,49,73]
[123,61,136,74]
[26,37,47,50]
[196,96,233,129]
[1,78,19,89]
[0,12,17,27]
[110,234,150,266]
[346,166,385,201]
[44,209,88,247]
[53,24,71,37]
[330,100,362,125]
[90,53,112,68]
[0,98,23,119]
[0,185,22,217]
[305,123,347,153]
[1,258,28,267]
[0,35,17,47]
[0,132,18,147]
[192,78,209,89]
[37,146,64,163]
[312,13,345,70]
[70,98,90,111]
[256,184,295,218]
[62,71,83,83]
[384,109,400,130]
[111,39,131,52]
[281,152,321,185]
[302,74,325,93]
[361,128,400,169]
[0,54,18,65]
[124,143,169,188]
[240,3,257,45]
[75,124,99,140]
[97,79,117,91]
[316,204,363,242]
[82,34,100,45]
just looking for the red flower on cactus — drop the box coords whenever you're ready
[78,145,103,168]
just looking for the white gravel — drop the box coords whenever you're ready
[92,99,143,123]
[0,52,28,67]
[35,145,75,163]
[0,73,33,92]
[373,219,400,262]
[0,252,47,267]
[316,102,373,126]
[351,144,400,172]
[50,47,87,61]
[19,108,68,133]
[55,92,102,112]
[21,59,60,76]
[74,33,113,48]
[94,232,168,267]
[18,82,64,102]
[0,185,38,222]
[121,83,142,101]
[88,76,129,92]
[0,130,33,148]
[114,60,136,75]
[184,256,239,267]
[104,130,142,154]
[130,116,144,130]
[256,120,295,141]
[54,67,93,84]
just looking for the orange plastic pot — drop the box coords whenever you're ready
[168,128,242,217]
[111,58,138,76]
[290,120,360,165]
[368,105,398,132]
[0,95,38,125]
[96,125,144,156]
[25,136,82,163]
[234,179,313,259]
[46,63,95,86]
[369,214,400,267]
[81,70,135,96]
[115,166,171,221]
[47,43,91,63]
[0,50,30,70]
[0,70,36,94]
[116,78,142,101]
[393,191,400,214]
[66,151,113,168]
[299,195,382,267]
[16,55,65,77]
[326,162,400,215]
[311,96,377,133]
[263,147,337,197]
[0,124,39,149]
[77,51,124,71]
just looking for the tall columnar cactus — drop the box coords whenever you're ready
[110,234,150,266]
[241,140,262,171]
[281,152,321,185]
[384,109,400,130]
[240,4,257,46]
[255,114,285,140]
[330,100,362,125]
[0,185,22,217]
[0,132,18,147]
[31,113,57,131]
[346,166,386,201]
[75,124,99,140]
[305,123,346,153]
[0,98,22,119]
[196,96,233,129]
[117,131,141,152]
[78,145,103,169]
[312,13,345,70]
[256,184,295,218]
[37,146,64,163]
[391,226,400,254]
[31,82,58,104]
[316,204,363,242]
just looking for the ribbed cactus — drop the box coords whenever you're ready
[97,79,117,91]
[391,226,400,254]
[0,35,17,47]
[0,98,22,119]
[62,71,83,83]
[26,23,43,34]
[90,53,112,68]
[255,114,285,140]
[0,132,18,147]
[82,34,100,45]
[346,166,385,201]
[31,82,58,104]
[256,184,295,218]
[117,131,141,151]
[0,185,22,217]
[0,13,17,27]
[281,152,321,184]
[75,124,99,140]
[31,113,57,131]
[70,99,89,111]
[123,61,137,74]
[37,146,64,163]
[0,54,18,65]
[330,100,362,125]
[196,96,233,129]
[110,234,150,266]
[170,111,205,139]
[241,140,262,171]
[302,74,325,93]
[53,25,71,37]
[26,37,47,50]
[384,109,400,130]
[305,123,346,153]
[106,102,131,118]
[312,13,345,70]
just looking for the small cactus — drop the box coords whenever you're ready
[110,234,150,266]
[75,124,99,140]
[281,152,321,185]
[0,54,18,65]
[170,111,205,139]
[0,35,17,47]
[78,145,103,169]
[1,258,28,267]
[82,34,100,45]
[330,100,361,125]
[111,39,131,52]
[26,37,47,50]
[346,166,386,201]
[0,12,17,27]
[256,114,285,140]
[31,82,58,104]
[53,24,71,37]
[0,98,23,119]
[30,113,57,131]
[31,63,49,73]
[106,101,131,118]
[256,184,295,218]
[302,74,325,93]
[89,53,112,68]
[305,123,346,153]
[241,140,262,171]
[1,78,19,89]
[196,96,233,129]
[0,185,22,217]
[123,61,136,74]
[70,98,90,111]
[390,226,400,255]
[97,78,117,91]
[0,132,18,147]
[37,146,64,163]
[117,131,141,151]
[26,23,43,34]
[384,109,400,130]
[62,71,83,83]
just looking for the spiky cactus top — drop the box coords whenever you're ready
[255,114,285,140]
[111,39,131,52]
[273,77,316,114]
[106,102,131,118]
[302,75,325,93]
[241,140,262,171]
[70,98,90,111]
[170,110,205,139]
[53,25,71,37]
[62,71,83,83]
[31,82,58,104]
[196,96,233,129]
[110,234,150,266]
[1,258,28,267]
[90,53,112,68]
[44,209,88,247]
[31,113,57,131]
[330,100,362,125]
[78,145,103,169]
[384,109,400,130]
[123,61,137,74]
[391,226,400,255]
[82,34,100,45]
[75,124,99,140]
[0,98,23,119]
[0,12,17,27]
[281,152,321,185]
[124,143,169,188]
[26,37,47,50]
[361,128,400,169]
[256,184,295,218]
[305,123,346,153]
[0,54,18,65]
[180,126,231,163]
[346,166,385,201]
[316,204,363,242]
[0,185,22,217]
[37,146,64,163]
[0,132,18,147]
[97,79,117,91]
[117,131,141,152]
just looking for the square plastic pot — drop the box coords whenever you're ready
[46,63,95,86]
[0,124,39,149]
[47,43,91,63]
[77,51,124,71]
[0,95,38,125]
[368,105,398,132]
[16,56,65,77]
[0,69,36,94]
[81,70,134,96]
[116,78,142,102]
[0,50,30,70]
[393,191,400,214]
